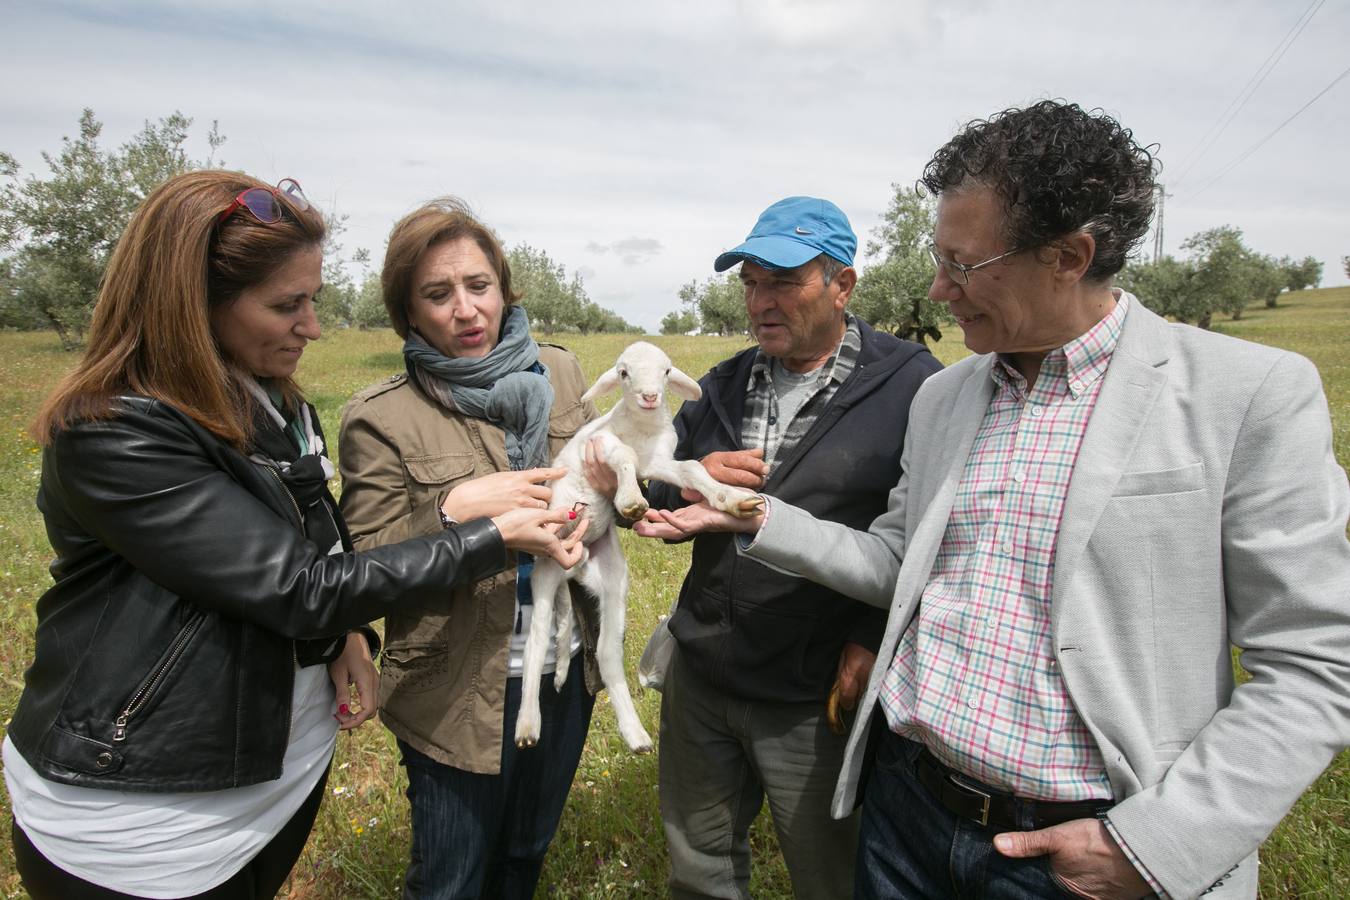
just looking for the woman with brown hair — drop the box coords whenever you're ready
[3,171,584,900]
[338,198,606,899]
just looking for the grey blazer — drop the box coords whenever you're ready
[746,298,1350,899]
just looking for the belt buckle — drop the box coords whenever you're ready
[947,772,992,826]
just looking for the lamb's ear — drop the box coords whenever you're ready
[667,367,702,402]
[582,366,622,402]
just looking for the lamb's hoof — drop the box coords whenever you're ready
[733,495,765,517]
[633,741,654,755]
[516,736,538,750]
[619,500,649,520]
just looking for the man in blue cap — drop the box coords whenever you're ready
[639,196,941,898]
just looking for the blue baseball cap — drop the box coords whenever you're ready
[714,196,857,272]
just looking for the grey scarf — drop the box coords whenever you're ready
[403,305,553,471]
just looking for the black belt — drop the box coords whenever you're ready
[914,746,1110,830]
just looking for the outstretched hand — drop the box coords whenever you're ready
[443,466,567,522]
[633,501,762,540]
[492,507,590,568]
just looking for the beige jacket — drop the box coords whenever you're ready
[338,343,602,774]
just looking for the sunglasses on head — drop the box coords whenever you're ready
[216,178,310,226]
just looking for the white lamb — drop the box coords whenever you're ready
[514,341,763,753]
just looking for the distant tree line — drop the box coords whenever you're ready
[0,109,637,348]
[1119,228,1321,329]
[661,183,1328,341]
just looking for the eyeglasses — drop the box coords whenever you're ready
[217,178,310,226]
[925,241,1020,285]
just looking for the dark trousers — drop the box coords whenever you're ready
[856,731,1076,899]
[399,661,595,900]
[12,767,329,900]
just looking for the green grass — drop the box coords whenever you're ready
[1,290,1347,898]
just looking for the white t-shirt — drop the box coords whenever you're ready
[4,664,337,898]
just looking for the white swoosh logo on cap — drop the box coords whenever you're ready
[795,226,813,235]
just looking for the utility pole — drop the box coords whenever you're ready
[1152,183,1169,263]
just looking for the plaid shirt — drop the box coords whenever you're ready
[878,296,1132,803]
[740,316,861,463]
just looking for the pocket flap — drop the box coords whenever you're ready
[39,727,124,776]
[549,400,589,438]
[404,453,475,486]
[1113,461,1204,497]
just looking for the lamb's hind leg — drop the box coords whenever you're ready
[516,559,566,749]
[552,579,574,691]
[576,529,652,753]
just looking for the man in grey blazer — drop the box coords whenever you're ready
[639,100,1350,899]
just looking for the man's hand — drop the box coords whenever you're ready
[826,641,875,734]
[700,448,768,489]
[633,502,762,540]
[581,437,619,500]
[994,818,1151,899]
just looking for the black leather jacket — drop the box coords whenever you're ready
[8,396,507,792]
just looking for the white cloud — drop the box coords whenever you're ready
[3,0,1347,332]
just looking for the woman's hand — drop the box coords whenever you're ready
[582,438,619,500]
[442,466,568,522]
[492,507,590,569]
[329,632,378,731]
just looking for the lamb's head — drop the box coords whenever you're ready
[581,341,701,411]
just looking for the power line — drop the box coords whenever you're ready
[1170,0,1324,188]
[1187,62,1350,199]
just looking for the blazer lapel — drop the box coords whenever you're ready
[891,359,994,613]
[1050,302,1170,623]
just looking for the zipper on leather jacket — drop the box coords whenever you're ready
[113,613,205,742]
[265,465,306,535]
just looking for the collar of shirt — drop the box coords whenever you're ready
[991,293,1131,400]
[746,314,862,395]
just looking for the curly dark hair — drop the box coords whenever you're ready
[921,100,1158,282]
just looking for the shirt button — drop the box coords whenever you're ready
[984,617,996,630]
[1011,470,1027,484]
[1001,541,1014,555]
[1029,406,1044,417]
[1071,380,1084,393]
[966,696,980,710]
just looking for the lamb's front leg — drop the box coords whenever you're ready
[644,457,764,518]
[598,436,647,520]
[516,561,565,749]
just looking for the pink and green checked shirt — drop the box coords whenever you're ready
[878,295,1132,803]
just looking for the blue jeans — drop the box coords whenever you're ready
[856,731,1077,900]
[398,660,594,900]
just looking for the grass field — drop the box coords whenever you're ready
[0,288,1347,898]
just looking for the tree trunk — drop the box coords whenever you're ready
[1265,295,1278,308]
[1198,312,1212,330]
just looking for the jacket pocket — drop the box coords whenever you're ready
[111,610,206,744]
[404,452,476,487]
[548,400,589,440]
[381,641,451,695]
[1112,461,1204,496]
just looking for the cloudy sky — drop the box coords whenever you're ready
[4,0,1347,331]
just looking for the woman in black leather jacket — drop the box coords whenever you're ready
[3,170,585,900]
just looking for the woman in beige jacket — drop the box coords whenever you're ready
[338,199,603,899]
